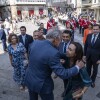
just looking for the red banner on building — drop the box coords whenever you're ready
[29,10,34,16]
[17,10,21,15]
[39,9,43,15]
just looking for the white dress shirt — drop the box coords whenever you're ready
[22,35,26,44]
[91,33,99,44]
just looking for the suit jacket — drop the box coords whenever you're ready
[38,28,47,35]
[18,34,33,52]
[59,42,70,68]
[0,29,6,40]
[84,33,100,63]
[25,40,78,94]
[43,28,47,35]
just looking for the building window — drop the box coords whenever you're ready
[94,0,96,3]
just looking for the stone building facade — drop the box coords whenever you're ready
[0,0,11,20]
[76,0,100,22]
[0,0,48,20]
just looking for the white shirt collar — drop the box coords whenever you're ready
[91,33,99,43]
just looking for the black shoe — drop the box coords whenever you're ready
[91,83,95,88]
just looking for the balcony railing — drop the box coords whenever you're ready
[15,0,46,5]
[53,0,66,3]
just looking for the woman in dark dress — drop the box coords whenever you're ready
[63,42,92,100]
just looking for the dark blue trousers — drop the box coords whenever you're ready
[29,90,54,100]
[2,39,7,51]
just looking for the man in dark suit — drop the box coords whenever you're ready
[84,24,100,88]
[38,28,45,40]
[0,24,7,52]
[18,26,33,53]
[59,30,72,97]
[25,28,84,100]
[59,30,72,53]
[38,23,47,35]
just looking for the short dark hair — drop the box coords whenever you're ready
[71,42,83,65]
[8,34,19,43]
[93,24,100,29]
[20,26,26,30]
[62,30,72,37]
[40,23,44,25]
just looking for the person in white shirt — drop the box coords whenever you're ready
[4,18,10,35]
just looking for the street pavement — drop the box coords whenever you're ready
[0,18,100,100]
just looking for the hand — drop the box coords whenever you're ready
[76,60,85,69]
[96,60,100,64]
[73,92,83,99]
[82,56,86,63]
[60,59,65,64]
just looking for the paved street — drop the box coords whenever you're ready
[0,18,100,100]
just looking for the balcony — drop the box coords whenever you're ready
[82,0,92,7]
[15,0,46,5]
[92,0,100,4]
[91,0,100,8]
[0,0,10,6]
[53,0,67,3]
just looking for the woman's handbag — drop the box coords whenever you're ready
[23,59,28,67]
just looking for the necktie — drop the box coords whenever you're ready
[22,35,25,45]
[63,43,67,53]
[91,34,96,46]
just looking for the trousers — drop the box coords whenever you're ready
[29,90,54,100]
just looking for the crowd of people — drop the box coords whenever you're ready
[0,14,100,100]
